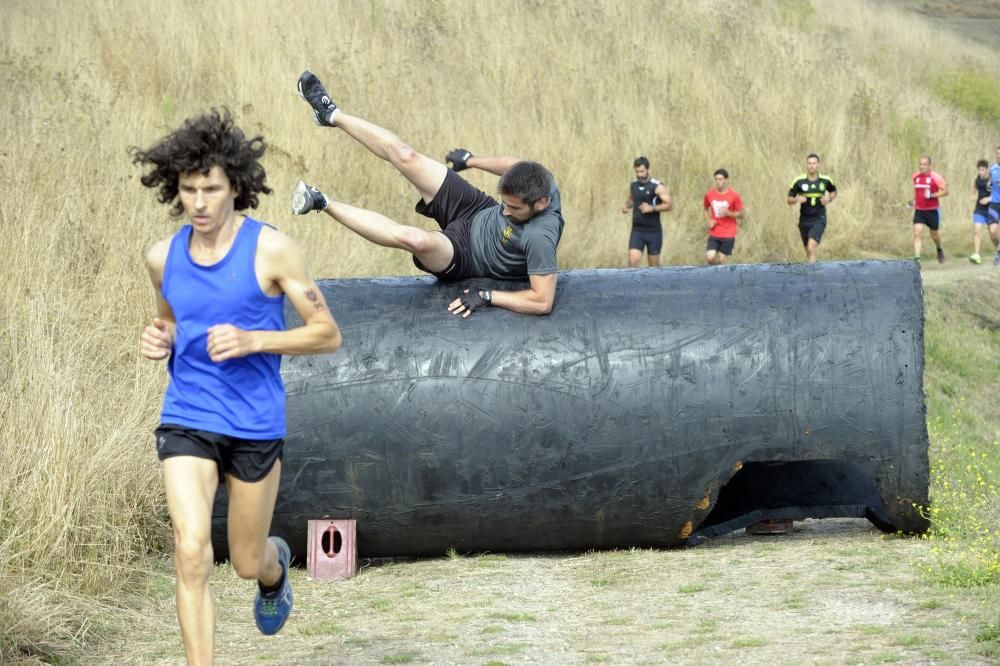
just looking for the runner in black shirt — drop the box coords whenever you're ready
[787,153,837,263]
[620,156,672,267]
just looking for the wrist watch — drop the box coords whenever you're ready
[481,289,492,304]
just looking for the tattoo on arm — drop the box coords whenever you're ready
[305,287,326,311]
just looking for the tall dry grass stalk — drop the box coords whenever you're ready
[1,0,998,659]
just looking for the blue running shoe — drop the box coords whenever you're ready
[254,536,293,635]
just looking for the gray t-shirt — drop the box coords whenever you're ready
[469,183,563,279]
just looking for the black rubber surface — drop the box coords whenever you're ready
[212,261,929,559]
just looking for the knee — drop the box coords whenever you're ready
[231,551,265,580]
[229,543,267,580]
[174,535,213,582]
[387,142,420,168]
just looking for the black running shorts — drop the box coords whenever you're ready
[706,236,735,255]
[154,424,284,483]
[629,227,663,255]
[913,208,941,231]
[412,170,498,281]
[799,219,826,247]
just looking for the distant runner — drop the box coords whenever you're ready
[787,153,837,263]
[911,155,948,266]
[702,168,744,265]
[621,156,672,267]
[969,158,996,264]
[988,146,1000,266]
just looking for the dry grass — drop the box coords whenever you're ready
[1,0,998,661]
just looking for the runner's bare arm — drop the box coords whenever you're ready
[206,229,341,362]
[653,183,673,212]
[489,273,557,315]
[622,192,634,214]
[704,206,716,230]
[448,273,557,317]
[932,178,949,199]
[466,155,521,177]
[140,240,176,361]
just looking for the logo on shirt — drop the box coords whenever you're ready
[502,225,514,245]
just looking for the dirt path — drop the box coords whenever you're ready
[917,258,999,287]
[93,520,996,665]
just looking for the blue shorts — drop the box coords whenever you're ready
[973,211,990,225]
[989,202,1000,223]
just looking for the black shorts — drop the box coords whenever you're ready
[629,227,663,255]
[799,219,827,246]
[154,424,284,483]
[706,236,735,255]
[412,170,497,281]
[913,208,941,231]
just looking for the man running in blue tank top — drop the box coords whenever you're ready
[132,109,342,664]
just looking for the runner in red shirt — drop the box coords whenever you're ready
[702,168,744,265]
[911,155,949,266]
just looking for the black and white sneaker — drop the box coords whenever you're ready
[291,180,328,214]
[297,70,338,127]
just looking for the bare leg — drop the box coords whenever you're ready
[163,457,220,666]
[648,254,661,267]
[323,200,454,272]
[989,223,1000,249]
[913,223,924,257]
[706,250,716,265]
[806,238,819,263]
[628,248,642,268]
[226,462,282,586]
[973,225,982,256]
[929,228,942,249]
[334,112,448,204]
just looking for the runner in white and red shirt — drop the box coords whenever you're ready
[911,155,949,266]
[702,168,744,265]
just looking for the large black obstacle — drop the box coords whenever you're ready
[211,261,929,560]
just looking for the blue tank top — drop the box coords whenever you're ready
[160,217,287,439]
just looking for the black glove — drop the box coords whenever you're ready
[458,288,491,313]
[446,148,473,172]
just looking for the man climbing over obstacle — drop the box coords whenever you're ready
[133,109,342,664]
[291,70,564,318]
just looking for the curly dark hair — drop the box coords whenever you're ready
[130,108,272,217]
